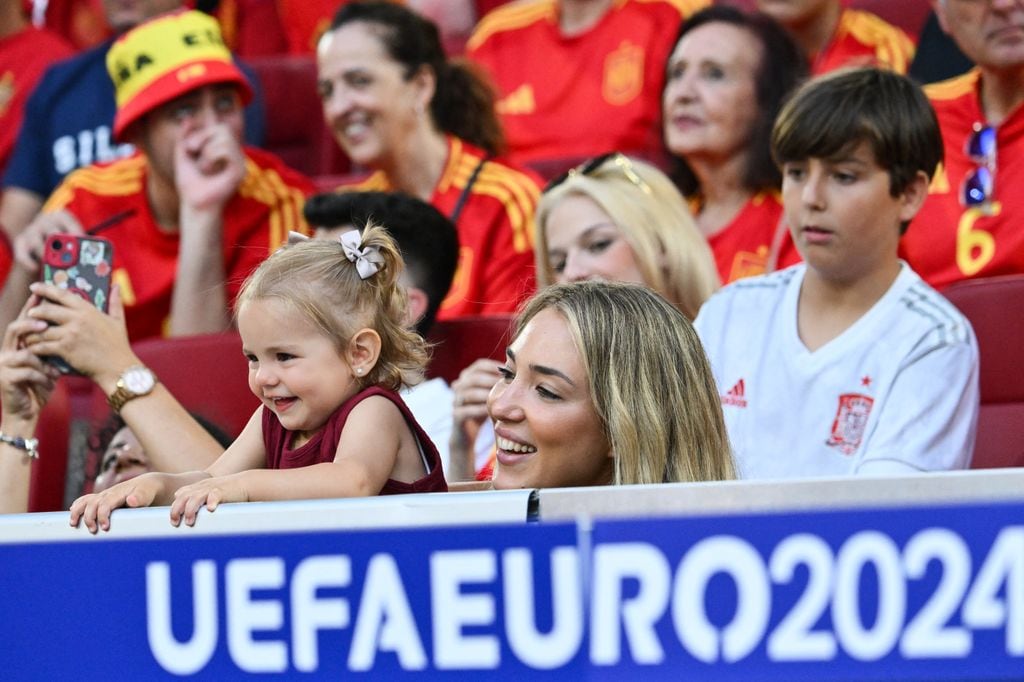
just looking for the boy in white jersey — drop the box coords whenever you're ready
[694,67,979,479]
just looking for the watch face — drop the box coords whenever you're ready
[124,367,155,393]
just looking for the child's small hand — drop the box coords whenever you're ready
[69,474,161,534]
[170,472,250,527]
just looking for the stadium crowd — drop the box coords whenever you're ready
[0,0,1018,518]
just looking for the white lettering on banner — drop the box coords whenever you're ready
[673,536,770,663]
[900,529,972,658]
[962,527,1024,654]
[504,547,583,668]
[590,542,671,665]
[147,560,218,675]
[291,555,351,671]
[430,550,500,669]
[143,527,1024,674]
[226,558,287,672]
[767,533,837,661]
[832,532,906,660]
[350,554,426,671]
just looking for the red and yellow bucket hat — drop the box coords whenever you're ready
[106,9,253,141]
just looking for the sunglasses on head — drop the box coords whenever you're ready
[961,123,996,208]
[544,152,653,195]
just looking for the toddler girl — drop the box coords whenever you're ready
[70,223,447,532]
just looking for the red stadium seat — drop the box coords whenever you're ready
[27,377,72,512]
[426,315,515,384]
[122,331,259,440]
[247,55,351,177]
[943,276,1024,469]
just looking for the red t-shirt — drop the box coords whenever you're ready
[0,26,74,175]
[811,8,915,76]
[340,136,540,319]
[902,69,1024,288]
[43,147,313,341]
[705,191,800,284]
[467,0,709,165]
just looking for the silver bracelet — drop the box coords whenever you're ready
[0,432,39,459]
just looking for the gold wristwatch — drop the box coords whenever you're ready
[107,365,158,413]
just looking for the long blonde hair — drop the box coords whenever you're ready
[535,155,720,320]
[236,222,428,391]
[515,281,735,484]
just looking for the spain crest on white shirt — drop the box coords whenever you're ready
[826,393,874,455]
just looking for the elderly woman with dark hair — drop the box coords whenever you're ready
[662,5,808,285]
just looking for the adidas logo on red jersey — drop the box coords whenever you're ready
[721,378,748,408]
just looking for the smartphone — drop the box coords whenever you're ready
[40,234,115,373]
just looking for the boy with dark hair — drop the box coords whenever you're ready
[695,67,979,479]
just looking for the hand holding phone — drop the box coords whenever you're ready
[40,234,114,373]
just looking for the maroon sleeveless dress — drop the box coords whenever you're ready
[262,385,448,494]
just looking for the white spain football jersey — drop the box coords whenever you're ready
[694,263,979,479]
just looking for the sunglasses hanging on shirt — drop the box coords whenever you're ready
[961,123,996,208]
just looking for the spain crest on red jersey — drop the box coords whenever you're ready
[602,41,643,106]
[826,393,874,456]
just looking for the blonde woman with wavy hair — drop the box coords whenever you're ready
[489,280,735,489]
[535,153,719,320]
[448,154,722,481]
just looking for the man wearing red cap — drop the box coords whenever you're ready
[4,10,312,340]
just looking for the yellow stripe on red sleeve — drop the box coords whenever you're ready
[925,70,980,102]
[634,0,710,19]
[471,165,541,252]
[467,0,556,52]
[337,170,393,193]
[42,158,147,210]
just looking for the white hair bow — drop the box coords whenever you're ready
[339,229,383,280]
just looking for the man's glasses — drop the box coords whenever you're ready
[961,123,996,208]
[544,152,653,195]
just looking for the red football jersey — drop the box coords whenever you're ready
[705,191,800,284]
[340,135,540,319]
[43,148,314,341]
[811,8,915,76]
[467,0,709,165]
[902,70,1024,287]
[0,26,74,175]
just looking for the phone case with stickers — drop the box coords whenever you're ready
[42,234,113,311]
[41,234,114,373]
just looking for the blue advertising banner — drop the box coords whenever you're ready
[586,502,1024,681]
[1,501,1021,679]
[0,522,584,680]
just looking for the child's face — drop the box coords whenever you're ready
[781,141,925,284]
[239,298,360,444]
